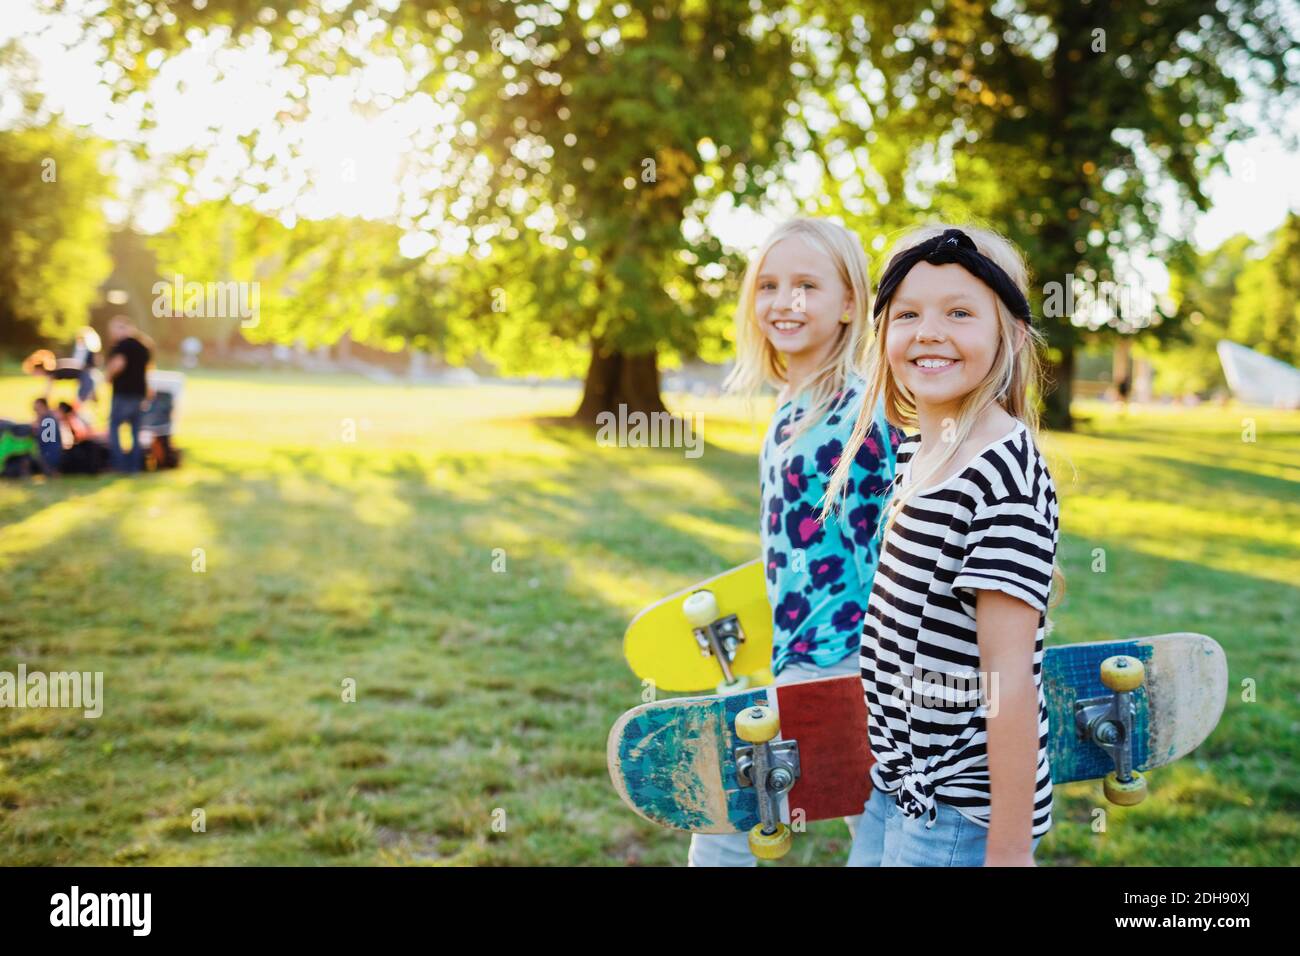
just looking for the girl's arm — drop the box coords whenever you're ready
[975,588,1041,866]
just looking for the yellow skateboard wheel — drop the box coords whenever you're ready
[683,589,720,627]
[1100,655,1145,693]
[748,823,792,860]
[735,705,779,743]
[1103,770,1148,806]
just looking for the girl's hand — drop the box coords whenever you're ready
[984,850,1037,867]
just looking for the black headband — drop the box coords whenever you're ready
[872,228,1032,325]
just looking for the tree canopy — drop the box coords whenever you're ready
[19,0,1300,424]
[800,0,1298,423]
[0,43,113,348]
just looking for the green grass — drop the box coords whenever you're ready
[0,371,1297,865]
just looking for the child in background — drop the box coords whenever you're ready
[57,402,93,444]
[31,398,63,475]
[688,218,901,867]
[72,327,102,404]
[822,224,1063,867]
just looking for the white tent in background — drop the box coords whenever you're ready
[1216,341,1300,409]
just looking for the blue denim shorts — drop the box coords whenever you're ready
[846,786,1042,867]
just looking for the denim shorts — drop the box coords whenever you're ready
[846,786,1042,867]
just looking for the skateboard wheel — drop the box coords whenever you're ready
[1100,655,1145,693]
[717,675,751,695]
[735,705,779,743]
[748,823,792,860]
[683,589,720,627]
[1103,770,1148,806]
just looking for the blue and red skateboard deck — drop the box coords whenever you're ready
[608,675,872,833]
[608,633,1226,834]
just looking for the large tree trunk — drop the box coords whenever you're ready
[573,342,668,423]
[1042,341,1075,431]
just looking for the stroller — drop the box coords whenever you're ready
[140,370,185,471]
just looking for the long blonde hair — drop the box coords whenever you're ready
[821,222,1064,609]
[723,218,874,450]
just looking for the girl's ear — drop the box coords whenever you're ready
[1011,319,1029,354]
[840,290,854,323]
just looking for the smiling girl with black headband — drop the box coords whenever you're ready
[822,224,1065,867]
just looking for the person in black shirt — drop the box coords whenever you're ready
[105,316,152,474]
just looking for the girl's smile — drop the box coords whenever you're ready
[909,355,962,374]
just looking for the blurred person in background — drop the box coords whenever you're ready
[104,316,153,474]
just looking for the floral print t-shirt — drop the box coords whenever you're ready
[760,378,902,676]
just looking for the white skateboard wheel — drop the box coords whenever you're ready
[683,589,720,627]
[717,675,751,695]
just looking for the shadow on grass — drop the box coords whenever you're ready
[2,410,1298,864]
[1065,427,1300,500]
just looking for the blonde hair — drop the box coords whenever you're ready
[821,222,1064,610]
[723,217,875,451]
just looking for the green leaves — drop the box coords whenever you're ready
[0,119,113,347]
[63,0,1299,414]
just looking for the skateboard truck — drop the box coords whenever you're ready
[733,705,798,860]
[1074,654,1149,805]
[683,589,751,693]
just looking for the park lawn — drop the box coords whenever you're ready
[0,371,1296,866]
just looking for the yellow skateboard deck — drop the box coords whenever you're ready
[623,560,774,692]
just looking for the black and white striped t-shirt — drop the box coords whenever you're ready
[860,419,1058,837]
